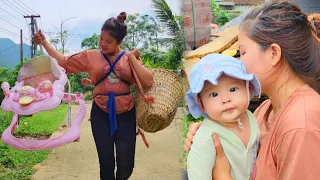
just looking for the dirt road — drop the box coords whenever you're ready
[32,101,185,180]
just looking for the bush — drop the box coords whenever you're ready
[216,10,231,26]
[140,47,182,70]
[210,0,231,26]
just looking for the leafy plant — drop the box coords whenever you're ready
[210,0,231,26]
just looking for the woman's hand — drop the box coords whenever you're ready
[127,48,153,88]
[33,29,65,63]
[33,29,46,45]
[184,122,202,152]
[211,134,232,180]
[130,48,140,58]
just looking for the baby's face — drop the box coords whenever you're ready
[199,74,248,122]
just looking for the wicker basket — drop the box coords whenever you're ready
[135,68,183,133]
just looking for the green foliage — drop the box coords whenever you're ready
[0,110,12,135]
[210,0,220,11]
[140,47,182,70]
[151,0,182,38]
[0,141,49,169]
[151,0,184,70]
[84,94,93,101]
[216,10,231,26]
[0,58,28,101]
[67,73,93,94]
[182,114,204,166]
[210,0,231,26]
[13,104,68,136]
[0,166,35,180]
[81,34,100,50]
[124,14,162,50]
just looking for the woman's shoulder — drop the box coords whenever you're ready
[280,85,320,130]
[272,85,320,138]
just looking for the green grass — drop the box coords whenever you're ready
[0,104,68,180]
[13,104,68,137]
[182,114,204,169]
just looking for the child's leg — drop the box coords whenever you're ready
[114,107,137,180]
[90,101,115,180]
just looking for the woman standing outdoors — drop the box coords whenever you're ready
[34,12,154,180]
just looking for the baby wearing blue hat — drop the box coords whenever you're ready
[186,54,261,180]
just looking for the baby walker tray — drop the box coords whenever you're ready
[0,55,86,151]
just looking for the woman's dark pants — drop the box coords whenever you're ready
[90,101,136,180]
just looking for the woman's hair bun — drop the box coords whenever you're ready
[117,12,127,23]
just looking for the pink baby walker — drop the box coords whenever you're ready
[0,55,86,151]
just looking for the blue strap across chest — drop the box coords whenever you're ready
[95,50,126,86]
[95,50,128,136]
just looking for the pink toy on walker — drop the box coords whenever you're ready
[0,55,86,151]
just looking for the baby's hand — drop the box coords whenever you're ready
[81,78,92,86]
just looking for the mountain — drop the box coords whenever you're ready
[0,38,31,68]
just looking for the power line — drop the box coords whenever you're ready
[4,0,29,15]
[0,7,25,24]
[1,0,25,16]
[0,28,29,40]
[43,31,92,37]
[16,0,38,15]
[0,29,19,37]
[25,18,31,40]
[0,17,21,29]
[39,18,44,31]
[12,0,36,15]
[0,28,19,36]
[0,44,18,53]
[66,35,83,50]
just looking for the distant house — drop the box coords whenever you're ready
[217,0,264,11]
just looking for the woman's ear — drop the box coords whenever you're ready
[268,43,282,67]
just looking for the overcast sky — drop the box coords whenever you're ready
[0,0,180,54]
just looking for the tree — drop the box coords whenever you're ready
[45,17,76,54]
[151,0,184,70]
[80,14,165,51]
[81,34,99,50]
[124,14,158,49]
[0,58,28,101]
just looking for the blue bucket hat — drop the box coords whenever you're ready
[186,53,261,119]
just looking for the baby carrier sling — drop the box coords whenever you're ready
[95,50,151,147]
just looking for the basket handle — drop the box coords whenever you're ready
[128,52,155,103]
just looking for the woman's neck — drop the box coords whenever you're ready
[106,48,121,56]
[265,67,306,114]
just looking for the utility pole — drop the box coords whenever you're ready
[60,17,76,54]
[20,29,23,65]
[24,15,41,58]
